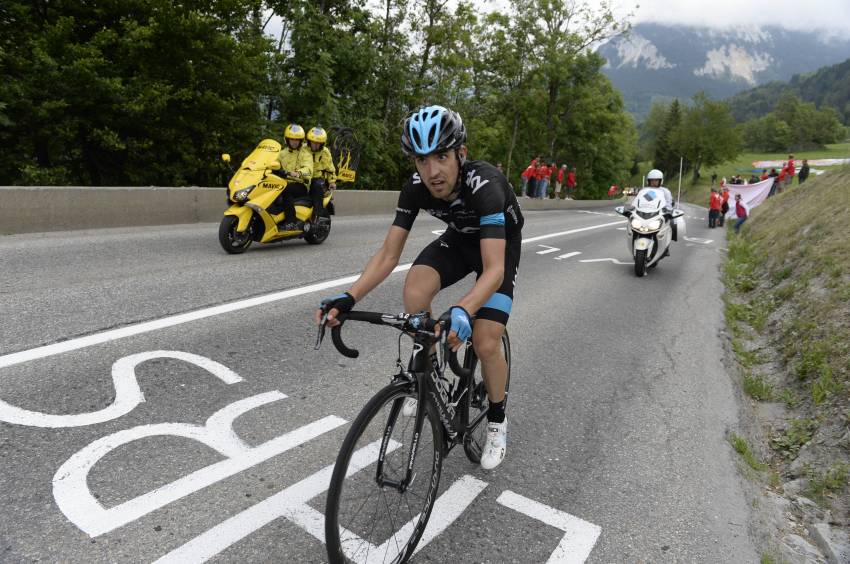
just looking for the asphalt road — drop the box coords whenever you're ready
[0,205,758,563]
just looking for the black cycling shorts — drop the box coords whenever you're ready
[412,230,521,325]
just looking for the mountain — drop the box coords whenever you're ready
[726,58,850,124]
[597,23,850,120]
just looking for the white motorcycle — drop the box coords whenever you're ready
[615,193,685,277]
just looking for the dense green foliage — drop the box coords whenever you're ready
[740,93,846,152]
[642,93,741,183]
[728,58,850,125]
[0,0,637,195]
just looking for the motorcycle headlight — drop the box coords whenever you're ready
[233,186,254,202]
[647,217,663,231]
[630,217,644,230]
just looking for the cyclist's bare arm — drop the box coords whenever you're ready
[315,225,410,326]
[458,237,505,316]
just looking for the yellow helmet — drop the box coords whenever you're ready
[307,127,327,144]
[284,123,305,140]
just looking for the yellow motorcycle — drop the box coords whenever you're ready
[219,139,334,254]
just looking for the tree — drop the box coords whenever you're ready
[671,93,741,183]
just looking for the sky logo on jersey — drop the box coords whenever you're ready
[412,173,422,185]
[466,170,490,194]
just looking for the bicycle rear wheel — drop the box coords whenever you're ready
[463,329,511,463]
[325,381,444,564]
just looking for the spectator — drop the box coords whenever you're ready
[785,154,795,190]
[748,173,759,184]
[607,185,619,198]
[777,166,787,194]
[555,164,567,199]
[798,159,810,184]
[528,160,540,199]
[768,168,779,197]
[708,187,722,228]
[566,166,577,199]
[760,168,769,181]
[711,172,717,187]
[520,161,534,197]
[719,185,730,227]
[536,161,552,199]
[734,193,748,234]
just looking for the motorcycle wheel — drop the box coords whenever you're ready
[219,216,252,254]
[634,249,648,277]
[304,214,331,245]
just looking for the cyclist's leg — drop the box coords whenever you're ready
[469,235,520,406]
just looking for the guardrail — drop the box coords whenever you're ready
[0,186,621,235]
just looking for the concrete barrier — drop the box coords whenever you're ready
[0,186,623,235]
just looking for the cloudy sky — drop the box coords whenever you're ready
[599,0,850,36]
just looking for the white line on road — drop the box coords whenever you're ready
[579,258,631,265]
[496,490,601,564]
[554,252,582,261]
[536,245,561,255]
[1,220,622,369]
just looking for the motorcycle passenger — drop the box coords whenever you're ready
[316,105,523,471]
[306,126,337,221]
[276,124,314,231]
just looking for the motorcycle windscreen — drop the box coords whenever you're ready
[229,139,282,191]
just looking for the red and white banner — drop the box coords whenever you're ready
[724,177,773,218]
[752,158,850,168]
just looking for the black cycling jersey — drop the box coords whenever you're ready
[393,160,524,240]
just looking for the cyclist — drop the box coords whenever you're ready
[315,105,523,470]
[306,126,336,220]
[276,123,313,231]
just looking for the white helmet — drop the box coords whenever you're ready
[647,169,664,184]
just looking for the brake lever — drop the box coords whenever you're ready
[314,313,328,350]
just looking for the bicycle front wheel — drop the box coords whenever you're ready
[463,329,511,463]
[325,381,444,564]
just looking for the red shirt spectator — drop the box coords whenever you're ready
[557,166,566,184]
[787,156,795,177]
[778,169,786,182]
[535,164,550,180]
[567,170,576,188]
[521,165,534,179]
[607,185,618,197]
[760,171,769,181]
[709,191,723,211]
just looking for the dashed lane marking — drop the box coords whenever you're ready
[536,245,561,255]
[554,252,582,261]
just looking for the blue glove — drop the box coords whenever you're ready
[320,292,355,316]
[446,306,472,342]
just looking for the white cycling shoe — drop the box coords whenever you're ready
[480,418,507,470]
[402,397,417,417]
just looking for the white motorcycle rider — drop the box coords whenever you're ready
[615,169,685,277]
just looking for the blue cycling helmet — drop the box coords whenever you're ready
[401,105,467,156]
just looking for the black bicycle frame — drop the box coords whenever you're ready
[374,336,477,492]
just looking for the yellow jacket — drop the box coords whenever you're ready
[277,145,313,183]
[311,146,336,183]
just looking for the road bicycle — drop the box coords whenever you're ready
[316,310,511,563]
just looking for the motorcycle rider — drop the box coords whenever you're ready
[306,126,337,221]
[633,169,678,243]
[315,105,522,470]
[276,124,314,231]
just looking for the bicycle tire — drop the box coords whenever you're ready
[462,329,511,463]
[325,380,444,564]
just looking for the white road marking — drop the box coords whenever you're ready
[53,392,346,537]
[579,258,630,265]
[683,236,713,244]
[0,351,241,428]
[496,490,601,564]
[521,221,623,244]
[431,229,445,235]
[554,252,582,261]
[536,245,561,255]
[1,221,622,370]
[155,437,486,564]
[616,227,626,231]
